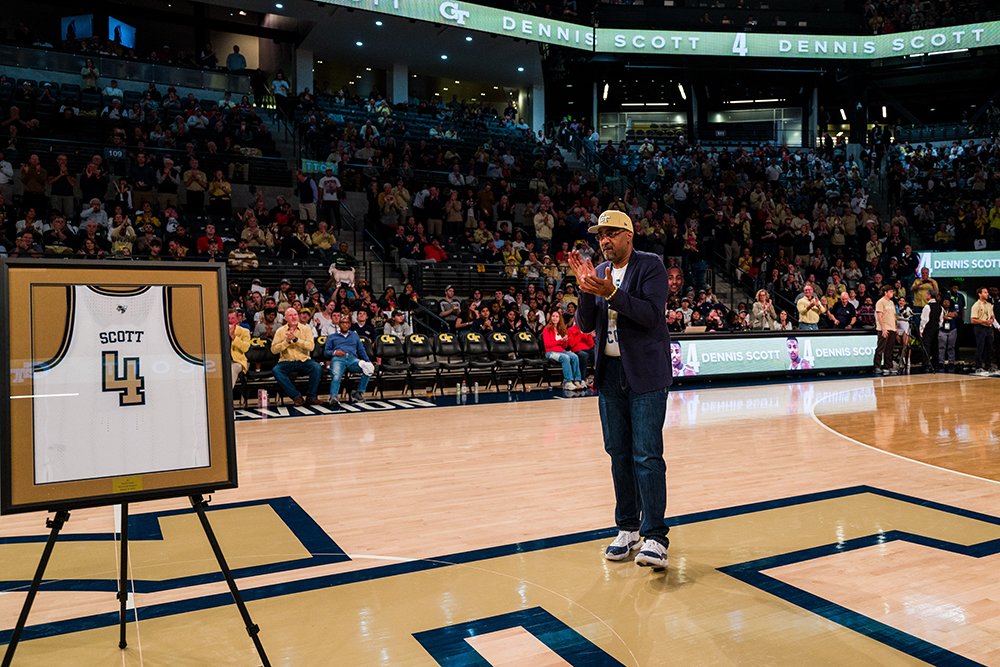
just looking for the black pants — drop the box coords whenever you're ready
[974,326,993,369]
[322,200,342,230]
[185,190,204,214]
[874,331,897,370]
[922,326,939,368]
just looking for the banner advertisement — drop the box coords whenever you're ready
[322,0,1000,60]
[301,159,339,175]
[916,251,1000,279]
[671,332,877,379]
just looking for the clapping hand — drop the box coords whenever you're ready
[567,250,596,282]
[570,250,616,298]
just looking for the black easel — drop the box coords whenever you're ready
[2,498,270,667]
[1,510,69,667]
[118,503,130,650]
[189,494,270,667]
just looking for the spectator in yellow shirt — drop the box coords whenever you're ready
[796,283,826,330]
[270,308,321,406]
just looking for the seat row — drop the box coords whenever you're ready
[238,330,571,404]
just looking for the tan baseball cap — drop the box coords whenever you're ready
[588,210,634,235]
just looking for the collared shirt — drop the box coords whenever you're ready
[919,299,943,334]
[270,323,315,361]
[324,329,369,361]
[971,299,994,326]
[796,295,826,325]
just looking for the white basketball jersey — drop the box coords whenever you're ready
[32,285,211,484]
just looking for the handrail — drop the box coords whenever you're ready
[0,42,252,93]
[412,302,449,336]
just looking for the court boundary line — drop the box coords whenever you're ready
[809,376,1000,486]
[0,496,349,594]
[3,484,1000,665]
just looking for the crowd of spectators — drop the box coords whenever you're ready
[863,0,995,34]
[0,71,272,165]
[0,147,351,267]
[887,138,1000,251]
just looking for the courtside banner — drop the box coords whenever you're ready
[671,332,877,378]
[916,251,1000,279]
[321,0,1000,59]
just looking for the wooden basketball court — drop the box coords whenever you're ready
[1,374,999,665]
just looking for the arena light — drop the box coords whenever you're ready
[517,66,525,72]
[274,3,283,8]
[677,83,686,100]
[840,108,847,121]
[441,54,448,60]
[375,20,383,26]
[602,83,609,100]
[881,105,887,118]
[465,36,473,42]
[238,10,247,16]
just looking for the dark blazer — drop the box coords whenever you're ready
[576,249,672,394]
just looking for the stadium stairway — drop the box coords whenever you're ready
[558,146,587,172]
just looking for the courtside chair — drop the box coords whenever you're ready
[405,333,441,397]
[244,337,279,406]
[487,331,522,391]
[374,333,410,398]
[459,331,495,388]
[513,331,550,391]
[433,332,469,389]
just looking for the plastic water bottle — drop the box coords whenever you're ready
[473,382,479,400]
[257,389,268,417]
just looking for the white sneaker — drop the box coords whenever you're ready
[604,530,641,561]
[975,368,991,376]
[572,381,585,390]
[634,539,669,569]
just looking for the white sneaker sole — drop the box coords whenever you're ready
[635,553,669,570]
[604,540,640,562]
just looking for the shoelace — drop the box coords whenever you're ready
[611,532,635,547]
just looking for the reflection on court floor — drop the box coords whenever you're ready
[2,375,999,665]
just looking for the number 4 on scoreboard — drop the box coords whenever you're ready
[102,350,146,406]
[732,33,748,57]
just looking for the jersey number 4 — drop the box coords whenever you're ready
[102,351,146,406]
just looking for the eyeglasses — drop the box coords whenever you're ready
[596,229,628,240]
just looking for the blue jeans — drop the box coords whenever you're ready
[546,351,582,382]
[272,360,321,400]
[597,357,669,547]
[329,354,371,398]
[799,322,818,331]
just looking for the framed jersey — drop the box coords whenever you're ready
[1,260,237,514]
